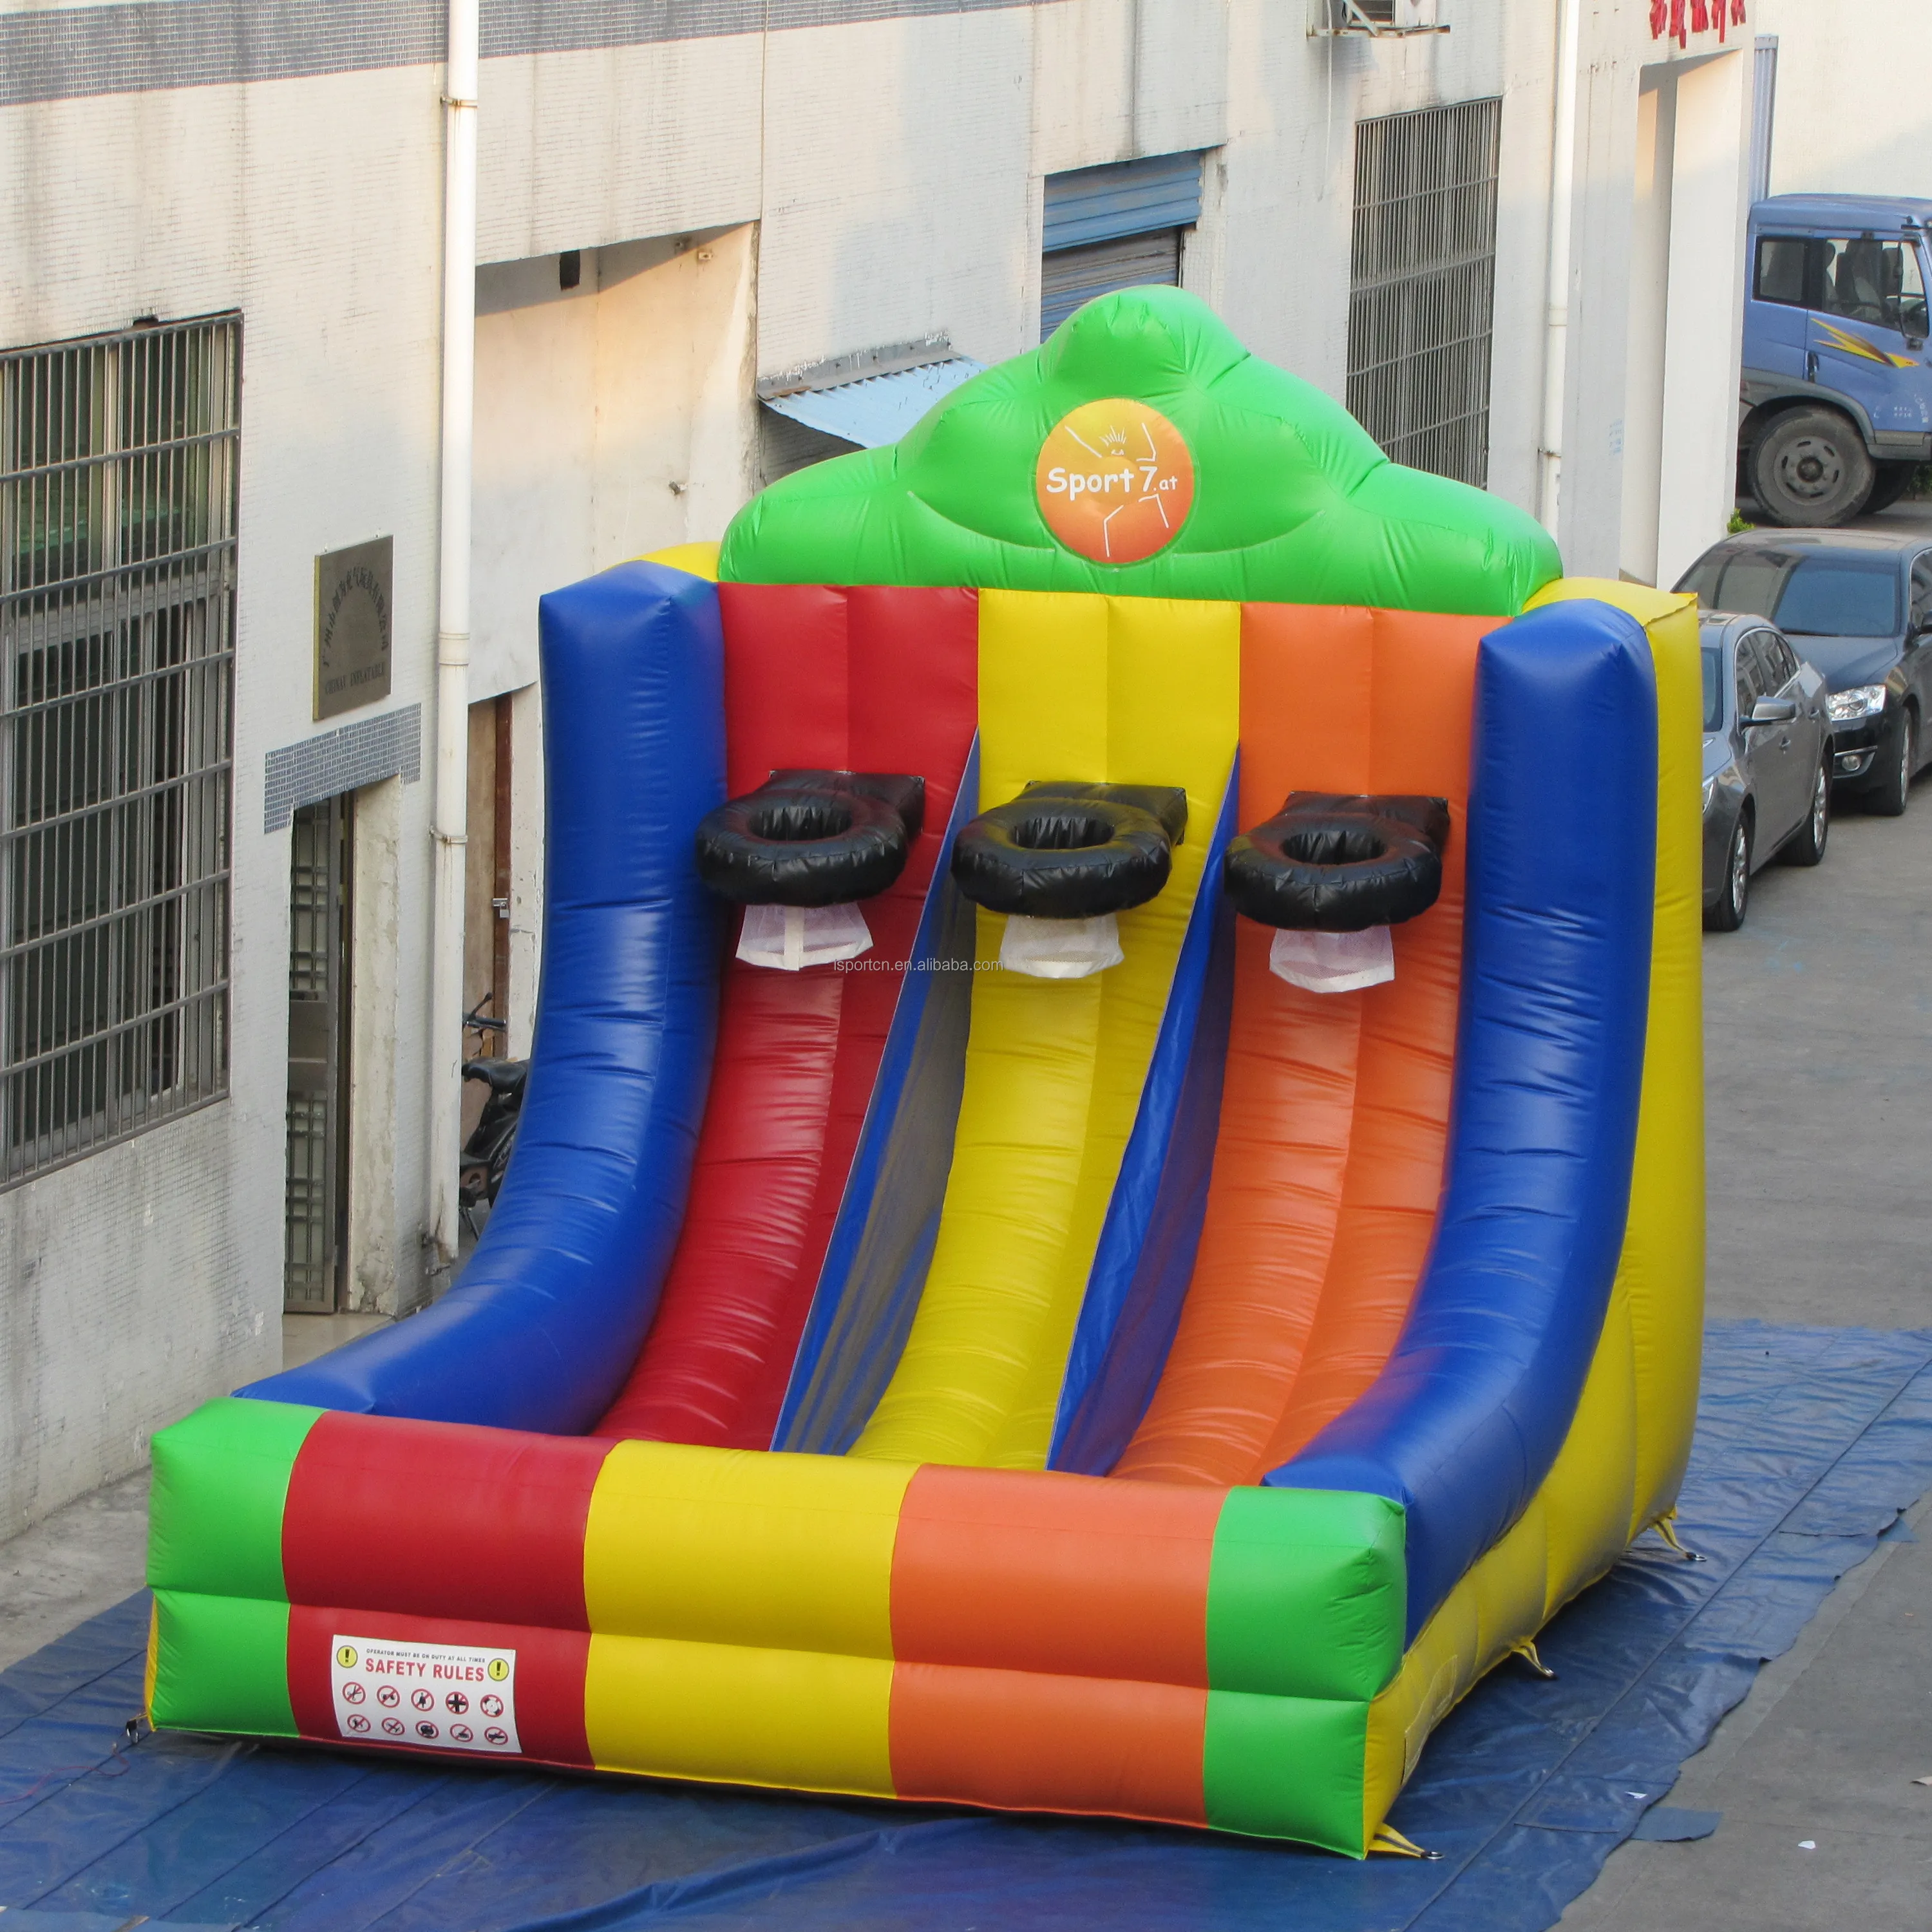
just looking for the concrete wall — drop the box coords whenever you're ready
[346,777,405,1316]
[1760,0,1932,202]
[1654,46,1755,591]
[471,225,759,702]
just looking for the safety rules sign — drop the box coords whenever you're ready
[330,1635,521,1754]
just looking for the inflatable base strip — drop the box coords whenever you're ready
[150,1397,1404,1854]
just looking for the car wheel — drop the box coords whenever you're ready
[1782,757,1831,865]
[1705,814,1750,932]
[1746,408,1876,528]
[1868,706,1917,817]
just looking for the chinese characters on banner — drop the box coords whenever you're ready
[1651,0,1747,48]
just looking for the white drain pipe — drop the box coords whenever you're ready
[1537,0,1582,537]
[428,0,479,1267]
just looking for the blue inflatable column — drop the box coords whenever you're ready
[248,563,726,1433]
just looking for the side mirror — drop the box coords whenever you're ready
[1747,697,1799,726]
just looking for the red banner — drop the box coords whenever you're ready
[1654,0,1744,46]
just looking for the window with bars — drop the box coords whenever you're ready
[0,316,238,1186]
[1346,99,1502,488]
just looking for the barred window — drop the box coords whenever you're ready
[1347,99,1502,487]
[0,316,238,1186]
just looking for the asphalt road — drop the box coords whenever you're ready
[1562,735,1932,1927]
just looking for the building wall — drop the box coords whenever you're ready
[0,61,447,1534]
[1653,46,1755,590]
[471,224,759,702]
[1759,0,1932,201]
[0,0,1789,1535]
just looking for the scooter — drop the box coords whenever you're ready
[459,1008,526,1239]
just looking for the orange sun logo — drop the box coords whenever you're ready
[1035,399,1195,564]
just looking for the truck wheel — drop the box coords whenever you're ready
[1747,408,1875,527]
[1863,462,1917,516]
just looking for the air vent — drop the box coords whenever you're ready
[1312,0,1448,37]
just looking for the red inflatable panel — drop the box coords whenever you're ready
[598,583,979,1448]
[281,1411,604,1629]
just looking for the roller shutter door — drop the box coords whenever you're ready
[1041,151,1201,340]
[1040,229,1183,339]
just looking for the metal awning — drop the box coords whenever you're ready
[757,338,984,449]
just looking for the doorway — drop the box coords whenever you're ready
[1620,71,1675,585]
[460,694,515,1152]
[284,793,352,1311]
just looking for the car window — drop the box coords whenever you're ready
[1763,632,1799,687]
[1911,555,1932,634]
[1736,638,1764,714]
[1678,549,1790,620]
[1774,556,1902,636]
[1678,549,1900,638]
[1701,646,1724,731]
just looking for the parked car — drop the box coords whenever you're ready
[1696,611,1832,931]
[1678,529,1932,816]
[1739,194,1932,526]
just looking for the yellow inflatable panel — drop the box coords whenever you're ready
[638,540,722,581]
[850,591,1240,1469]
[1527,578,1705,1535]
[585,1633,895,1794]
[584,1441,914,1657]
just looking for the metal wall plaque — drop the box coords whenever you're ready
[314,536,393,721]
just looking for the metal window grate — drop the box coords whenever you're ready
[284,793,346,1310]
[1346,99,1502,488]
[0,314,238,1187]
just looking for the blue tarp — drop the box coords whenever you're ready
[3,1321,1929,1932]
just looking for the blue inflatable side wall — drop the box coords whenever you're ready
[245,562,725,1432]
[1271,599,1658,1638]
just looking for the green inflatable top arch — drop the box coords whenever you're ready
[720,286,1560,616]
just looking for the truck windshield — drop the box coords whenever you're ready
[1754,233,1929,338]
[1678,551,1899,637]
[1701,647,1724,730]
[1823,236,1926,336]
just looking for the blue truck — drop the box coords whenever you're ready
[1741,194,1932,526]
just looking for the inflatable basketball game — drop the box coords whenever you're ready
[146,289,1701,1857]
